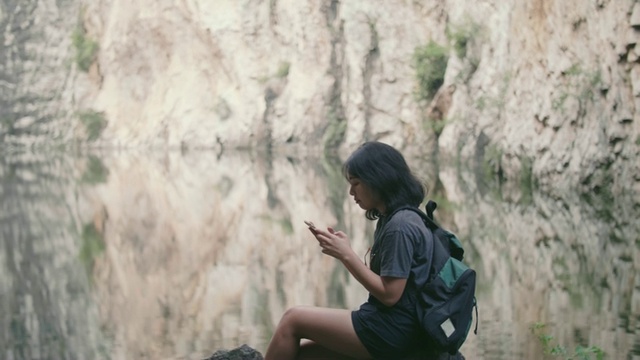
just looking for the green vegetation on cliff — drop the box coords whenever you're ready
[72,27,98,72]
[412,41,449,103]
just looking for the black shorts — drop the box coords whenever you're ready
[351,303,423,359]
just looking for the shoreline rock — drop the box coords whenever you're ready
[203,344,466,360]
[204,344,264,360]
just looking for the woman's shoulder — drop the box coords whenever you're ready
[382,208,426,232]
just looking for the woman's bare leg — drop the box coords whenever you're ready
[297,339,358,360]
[263,306,371,360]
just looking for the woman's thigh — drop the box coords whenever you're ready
[280,306,371,359]
[298,339,357,360]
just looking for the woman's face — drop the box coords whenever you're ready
[347,176,385,213]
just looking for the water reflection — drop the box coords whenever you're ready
[0,149,638,359]
[0,151,108,359]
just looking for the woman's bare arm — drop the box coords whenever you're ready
[311,227,407,307]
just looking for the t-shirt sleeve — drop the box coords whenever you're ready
[378,230,414,278]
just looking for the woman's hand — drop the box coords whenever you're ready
[310,227,355,262]
[308,226,407,307]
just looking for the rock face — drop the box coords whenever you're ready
[2,0,638,204]
[0,0,81,146]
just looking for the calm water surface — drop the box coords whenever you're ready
[1,149,638,359]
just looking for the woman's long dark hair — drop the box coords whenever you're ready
[342,141,425,220]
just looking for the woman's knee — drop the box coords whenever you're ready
[277,306,311,334]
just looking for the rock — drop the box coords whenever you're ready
[201,344,464,360]
[204,344,264,360]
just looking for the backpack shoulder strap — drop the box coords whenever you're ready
[389,202,438,230]
[425,199,437,220]
[389,201,465,262]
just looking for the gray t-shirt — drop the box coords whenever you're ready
[351,208,436,358]
[368,208,433,308]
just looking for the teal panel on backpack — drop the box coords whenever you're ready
[447,232,464,250]
[444,231,465,261]
[438,258,469,289]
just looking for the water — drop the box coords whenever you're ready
[0,148,638,360]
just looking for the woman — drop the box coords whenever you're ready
[264,141,435,360]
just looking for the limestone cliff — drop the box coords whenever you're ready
[2,0,638,205]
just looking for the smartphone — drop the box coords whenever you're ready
[304,220,316,229]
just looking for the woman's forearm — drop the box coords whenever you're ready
[340,251,406,307]
[311,227,407,306]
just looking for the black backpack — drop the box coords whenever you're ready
[392,200,478,355]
